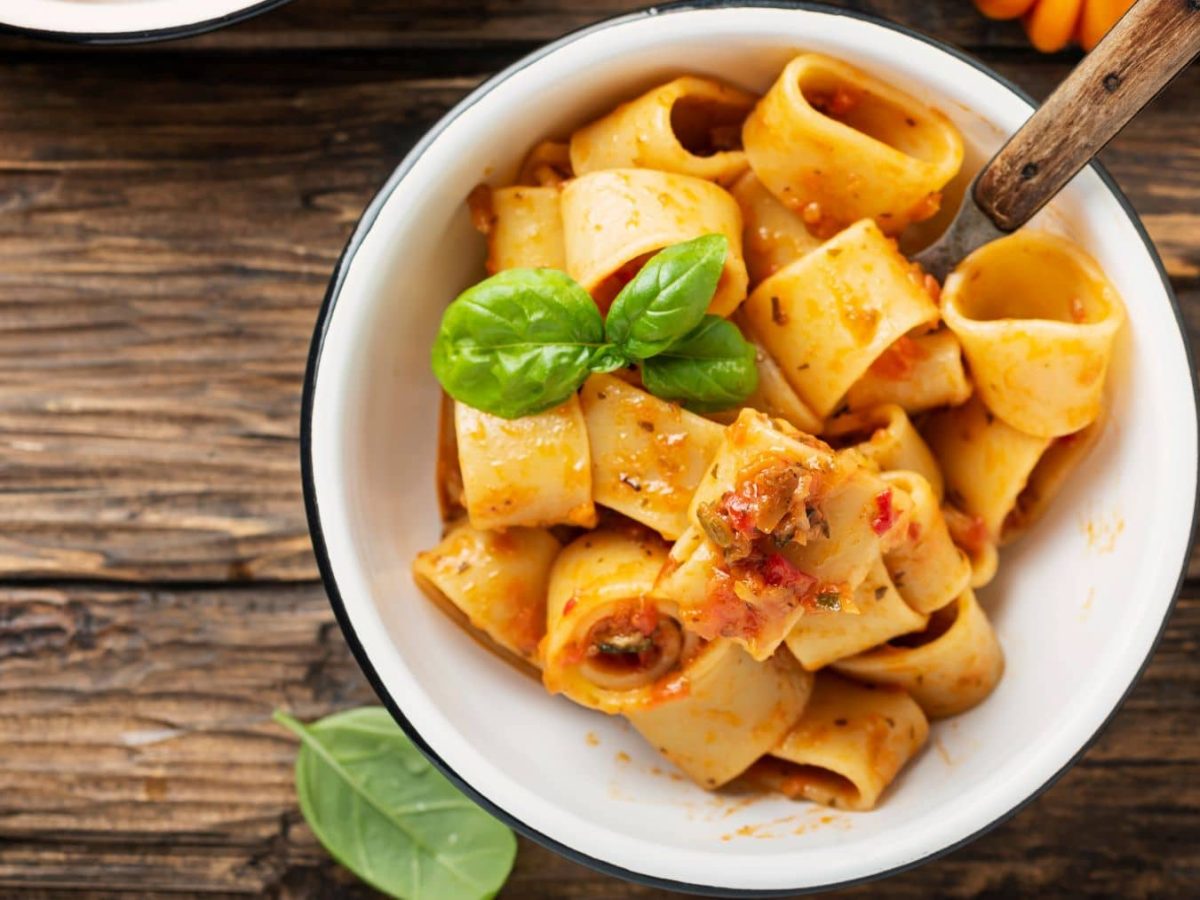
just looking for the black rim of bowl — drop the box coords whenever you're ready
[300,1,1200,895]
[0,0,292,45]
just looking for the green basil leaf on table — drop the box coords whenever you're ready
[275,708,516,900]
[431,267,616,419]
[640,315,759,412]
[604,234,728,360]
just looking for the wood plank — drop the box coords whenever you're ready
[0,582,1195,896]
[0,0,1033,53]
[0,54,1195,583]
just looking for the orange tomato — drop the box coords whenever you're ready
[974,0,1134,52]
[1077,0,1135,49]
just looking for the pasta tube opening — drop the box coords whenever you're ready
[888,597,958,648]
[942,231,1124,438]
[569,76,756,184]
[543,527,703,712]
[751,672,929,810]
[795,66,946,167]
[576,602,687,691]
[833,588,1004,719]
[743,54,963,234]
[670,93,748,158]
[750,759,862,807]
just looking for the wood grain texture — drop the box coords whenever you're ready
[0,52,1196,583]
[0,1,1197,896]
[0,0,1032,53]
[0,584,1196,898]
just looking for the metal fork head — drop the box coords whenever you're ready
[913,177,1007,282]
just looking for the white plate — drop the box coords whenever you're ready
[1,0,289,41]
[302,3,1199,894]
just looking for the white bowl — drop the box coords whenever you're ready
[0,0,289,43]
[302,3,1199,893]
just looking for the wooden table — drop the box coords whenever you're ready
[0,1,1195,896]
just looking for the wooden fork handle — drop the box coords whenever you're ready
[974,0,1200,232]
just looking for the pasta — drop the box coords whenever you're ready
[941,231,1124,438]
[833,588,1004,719]
[580,373,725,540]
[517,140,573,187]
[824,404,944,499]
[878,470,972,614]
[413,520,558,670]
[784,557,927,670]
[742,53,963,235]
[455,398,596,530]
[741,218,941,418]
[942,503,1000,589]
[626,642,813,788]
[999,411,1106,545]
[478,186,566,273]
[728,169,822,285]
[916,400,1070,547]
[570,76,757,185]
[845,329,973,415]
[414,51,1125,813]
[656,410,911,662]
[561,168,748,313]
[751,672,928,810]
[542,527,701,714]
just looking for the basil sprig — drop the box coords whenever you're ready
[604,233,727,359]
[431,234,758,418]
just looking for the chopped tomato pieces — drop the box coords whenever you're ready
[871,489,896,536]
[762,553,816,591]
[723,491,759,538]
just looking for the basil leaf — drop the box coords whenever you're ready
[432,268,615,419]
[588,344,630,374]
[275,708,516,900]
[640,315,759,411]
[604,234,728,360]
